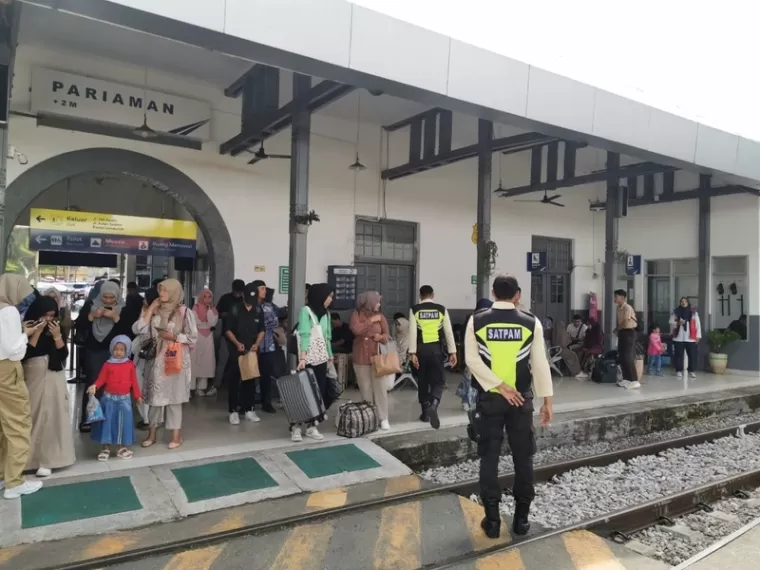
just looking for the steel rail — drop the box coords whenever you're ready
[424,466,760,570]
[41,420,760,570]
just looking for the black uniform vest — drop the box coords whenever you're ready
[471,307,536,395]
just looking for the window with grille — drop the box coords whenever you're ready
[531,274,543,303]
[549,275,564,303]
[355,220,415,262]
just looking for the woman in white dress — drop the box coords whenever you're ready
[191,289,218,396]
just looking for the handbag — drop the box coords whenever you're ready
[139,328,157,361]
[301,309,329,366]
[372,341,402,376]
[336,401,380,438]
[238,350,260,381]
[73,325,89,346]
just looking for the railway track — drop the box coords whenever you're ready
[41,420,760,570]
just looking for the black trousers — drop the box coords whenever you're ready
[417,344,444,404]
[617,329,638,382]
[477,392,536,504]
[673,341,698,373]
[81,347,110,424]
[225,352,256,413]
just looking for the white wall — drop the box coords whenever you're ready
[8,42,756,319]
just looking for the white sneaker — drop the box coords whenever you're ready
[625,381,641,390]
[617,380,630,388]
[4,480,43,499]
[575,372,589,380]
[229,412,240,425]
[36,467,52,478]
[245,411,261,423]
[196,390,206,397]
[689,372,697,379]
[205,387,218,397]
[462,403,471,412]
[305,426,324,441]
[676,372,683,379]
[380,420,391,431]
[291,427,303,442]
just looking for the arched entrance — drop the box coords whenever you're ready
[2,148,233,292]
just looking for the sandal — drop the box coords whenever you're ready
[141,439,156,448]
[97,450,111,462]
[168,440,183,450]
[117,448,133,459]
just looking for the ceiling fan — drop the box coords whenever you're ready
[514,189,565,207]
[247,142,291,165]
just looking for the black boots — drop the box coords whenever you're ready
[512,500,531,536]
[419,405,429,423]
[427,398,441,429]
[480,500,502,539]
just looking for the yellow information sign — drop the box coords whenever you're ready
[30,208,197,240]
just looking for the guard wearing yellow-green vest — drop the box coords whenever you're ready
[464,275,554,539]
[408,285,457,429]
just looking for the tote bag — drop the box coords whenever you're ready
[301,309,329,366]
[164,342,183,375]
[372,340,402,376]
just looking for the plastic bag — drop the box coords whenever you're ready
[456,374,478,406]
[164,342,183,375]
[85,394,105,424]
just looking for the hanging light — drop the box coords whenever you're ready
[348,90,366,171]
[132,112,157,139]
[349,152,366,171]
[132,69,158,140]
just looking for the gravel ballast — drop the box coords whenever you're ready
[633,490,760,565]
[419,410,760,485]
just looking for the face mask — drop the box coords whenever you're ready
[16,292,37,320]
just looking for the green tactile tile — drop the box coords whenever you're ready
[172,458,278,503]
[21,476,141,529]
[286,444,381,478]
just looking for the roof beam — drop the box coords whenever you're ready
[589,185,760,209]
[220,79,354,156]
[498,162,677,197]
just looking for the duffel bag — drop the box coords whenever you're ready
[336,401,380,438]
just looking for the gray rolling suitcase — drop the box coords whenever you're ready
[276,369,326,424]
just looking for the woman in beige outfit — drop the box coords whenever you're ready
[133,279,198,449]
[350,292,391,430]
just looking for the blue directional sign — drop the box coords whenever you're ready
[625,254,642,276]
[526,251,548,272]
[29,229,196,257]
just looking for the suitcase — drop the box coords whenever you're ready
[592,358,619,384]
[276,369,326,424]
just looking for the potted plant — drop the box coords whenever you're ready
[707,329,741,374]
[292,210,320,234]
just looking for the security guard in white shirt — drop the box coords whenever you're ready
[464,275,553,539]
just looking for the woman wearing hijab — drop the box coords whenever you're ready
[294,283,334,442]
[550,320,582,377]
[190,289,218,396]
[80,281,126,432]
[350,292,391,430]
[22,295,75,478]
[0,275,45,499]
[43,288,72,339]
[393,313,410,362]
[669,297,702,379]
[134,279,198,449]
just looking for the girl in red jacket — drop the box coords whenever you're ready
[88,335,142,460]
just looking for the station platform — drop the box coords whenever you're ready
[54,370,760,481]
[679,518,760,570]
[1,472,669,570]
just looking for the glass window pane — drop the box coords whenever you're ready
[713,256,747,275]
[646,260,671,275]
[531,275,543,303]
[673,258,698,275]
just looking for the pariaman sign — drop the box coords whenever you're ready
[30,68,211,140]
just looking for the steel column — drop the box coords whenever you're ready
[286,74,312,332]
[0,127,7,270]
[604,152,620,350]
[476,119,493,299]
[698,174,711,330]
